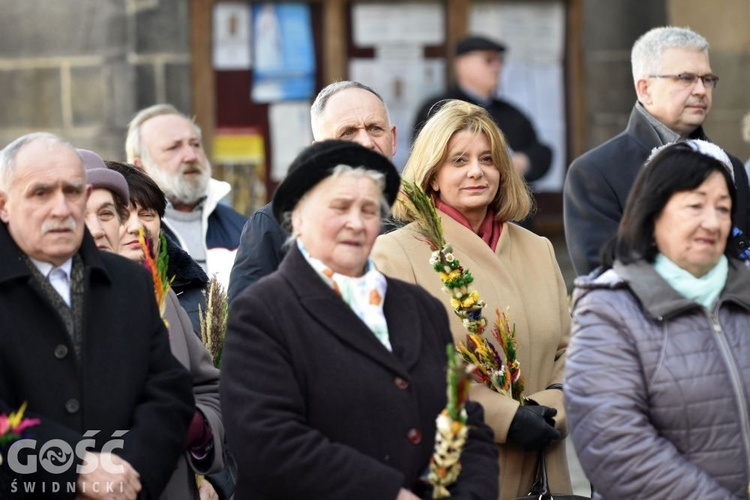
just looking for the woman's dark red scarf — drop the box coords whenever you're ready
[434,198,503,251]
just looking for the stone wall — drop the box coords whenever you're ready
[579,0,667,152]
[0,0,192,160]
[578,0,750,163]
[669,0,750,162]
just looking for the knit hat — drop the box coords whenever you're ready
[272,140,400,223]
[77,149,130,201]
[455,35,506,56]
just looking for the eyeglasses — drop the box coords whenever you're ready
[648,72,720,89]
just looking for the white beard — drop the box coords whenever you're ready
[143,157,212,207]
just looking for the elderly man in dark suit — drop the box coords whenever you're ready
[0,132,193,499]
[564,26,750,277]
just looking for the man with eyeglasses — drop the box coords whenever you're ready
[227,80,397,303]
[412,35,552,184]
[564,26,750,276]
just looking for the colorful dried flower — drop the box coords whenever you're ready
[0,402,40,448]
[138,227,173,326]
[399,180,525,401]
[399,180,527,496]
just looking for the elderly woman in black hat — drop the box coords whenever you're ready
[221,140,498,500]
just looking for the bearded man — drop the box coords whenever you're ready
[126,104,246,287]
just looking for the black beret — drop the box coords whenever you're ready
[455,35,506,56]
[272,140,401,223]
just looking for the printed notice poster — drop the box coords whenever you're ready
[470,1,567,192]
[350,49,445,171]
[213,3,252,70]
[251,3,315,102]
[268,101,313,182]
[352,3,444,47]
[348,2,445,170]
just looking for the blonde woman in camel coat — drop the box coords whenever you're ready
[372,100,571,500]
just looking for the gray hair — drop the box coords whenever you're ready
[281,165,391,243]
[125,103,203,163]
[310,81,391,139]
[631,26,709,85]
[0,132,81,190]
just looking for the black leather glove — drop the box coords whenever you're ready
[506,404,561,451]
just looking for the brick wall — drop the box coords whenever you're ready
[3,0,749,167]
[0,0,192,160]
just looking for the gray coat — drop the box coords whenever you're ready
[564,259,750,499]
[161,290,224,500]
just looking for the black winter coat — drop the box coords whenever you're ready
[227,203,287,304]
[413,87,552,182]
[222,245,499,499]
[0,224,194,499]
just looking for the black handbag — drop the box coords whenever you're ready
[513,452,590,500]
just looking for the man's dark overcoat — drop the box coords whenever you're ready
[564,104,750,276]
[0,224,194,499]
[227,202,287,304]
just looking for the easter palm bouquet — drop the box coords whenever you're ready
[399,180,525,402]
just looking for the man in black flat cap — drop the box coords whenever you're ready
[412,35,551,184]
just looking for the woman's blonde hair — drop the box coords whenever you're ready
[393,99,533,222]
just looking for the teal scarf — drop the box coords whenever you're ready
[653,253,728,309]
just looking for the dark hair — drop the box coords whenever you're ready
[601,142,736,268]
[110,191,130,222]
[104,161,167,219]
